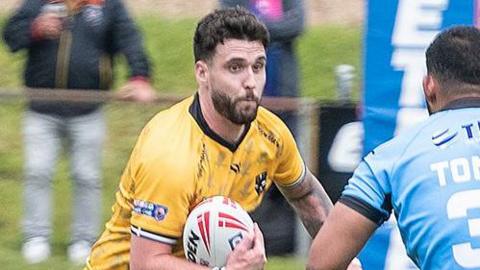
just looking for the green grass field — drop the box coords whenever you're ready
[0,15,361,269]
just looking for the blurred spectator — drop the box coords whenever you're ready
[3,0,156,264]
[220,0,305,256]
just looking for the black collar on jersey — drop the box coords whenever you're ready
[189,93,251,152]
[440,97,480,112]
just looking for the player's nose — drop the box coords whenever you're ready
[243,67,256,90]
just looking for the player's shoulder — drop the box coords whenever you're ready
[145,96,193,132]
[367,116,439,164]
[135,96,194,151]
[130,96,197,184]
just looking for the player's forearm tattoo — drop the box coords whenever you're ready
[277,171,333,237]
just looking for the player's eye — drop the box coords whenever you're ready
[252,62,265,73]
[229,64,243,73]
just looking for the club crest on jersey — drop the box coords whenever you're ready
[255,171,267,195]
[133,199,168,221]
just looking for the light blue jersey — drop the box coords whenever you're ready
[341,99,480,270]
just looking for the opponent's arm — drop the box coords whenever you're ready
[306,202,377,270]
[277,168,332,237]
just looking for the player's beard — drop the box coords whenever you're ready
[211,88,260,125]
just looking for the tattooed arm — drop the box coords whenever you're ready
[277,167,333,237]
[277,168,363,270]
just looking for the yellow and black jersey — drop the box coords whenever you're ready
[86,94,305,269]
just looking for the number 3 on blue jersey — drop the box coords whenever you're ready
[447,189,480,268]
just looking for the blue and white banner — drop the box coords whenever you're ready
[360,1,477,269]
[363,0,476,155]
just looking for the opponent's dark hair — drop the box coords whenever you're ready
[426,26,480,87]
[193,7,270,62]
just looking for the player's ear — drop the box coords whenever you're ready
[195,60,209,85]
[423,74,441,114]
[423,74,437,102]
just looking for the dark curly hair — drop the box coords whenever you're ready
[426,26,480,91]
[193,7,270,63]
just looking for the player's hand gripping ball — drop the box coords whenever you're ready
[183,196,254,267]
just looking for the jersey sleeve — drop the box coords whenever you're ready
[271,122,305,187]
[129,170,191,245]
[339,151,393,226]
[126,118,193,245]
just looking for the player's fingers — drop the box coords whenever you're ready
[234,230,254,253]
[253,223,265,251]
[252,223,266,262]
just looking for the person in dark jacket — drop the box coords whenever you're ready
[220,0,305,256]
[221,0,304,105]
[3,0,157,264]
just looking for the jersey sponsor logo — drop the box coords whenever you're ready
[461,120,480,140]
[196,142,209,180]
[133,199,168,221]
[257,125,280,149]
[431,128,458,147]
[255,171,267,195]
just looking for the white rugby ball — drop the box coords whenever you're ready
[183,196,254,267]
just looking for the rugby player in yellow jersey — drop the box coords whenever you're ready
[86,7,347,270]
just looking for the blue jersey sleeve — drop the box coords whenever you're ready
[339,151,393,225]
